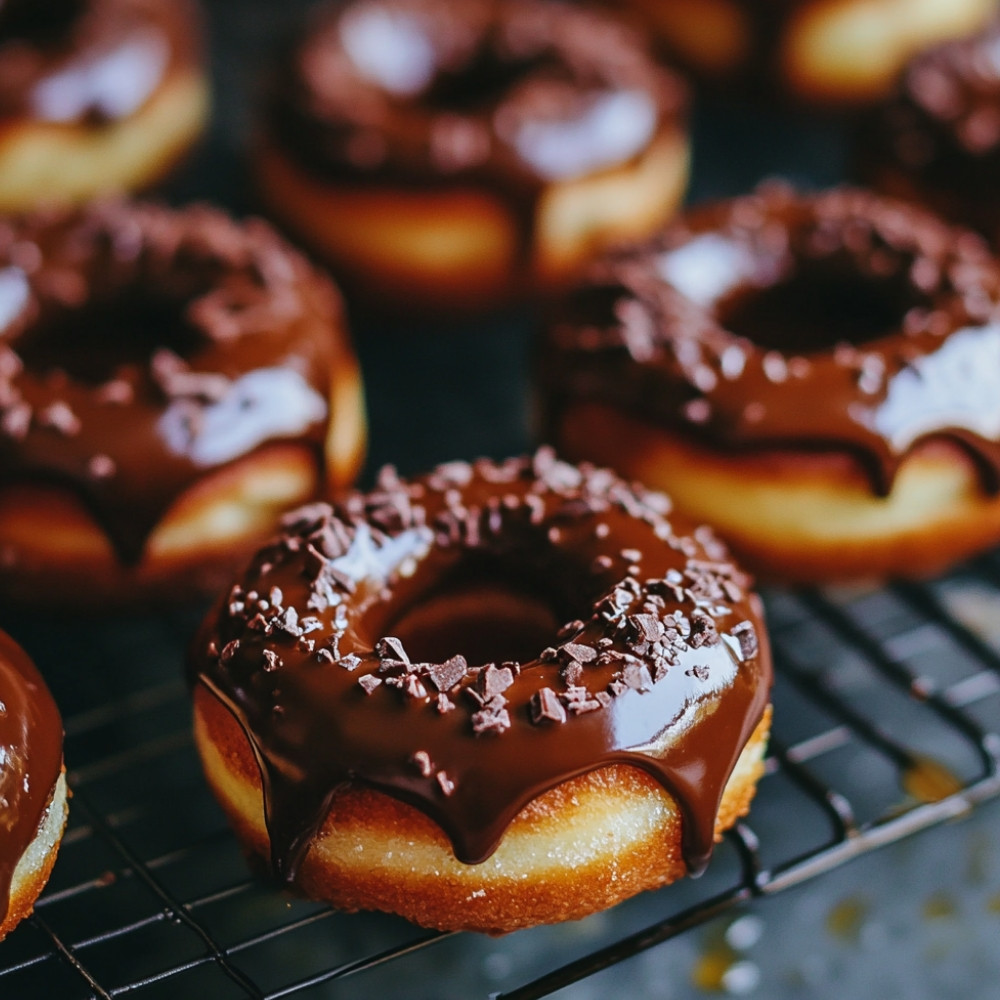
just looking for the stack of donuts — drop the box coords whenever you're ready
[1,0,997,949]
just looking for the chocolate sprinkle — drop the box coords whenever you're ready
[730,621,758,660]
[530,686,567,724]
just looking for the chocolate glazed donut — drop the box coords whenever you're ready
[0,200,366,606]
[0,0,209,208]
[256,0,689,310]
[621,0,994,105]
[540,185,1000,583]
[0,629,66,941]
[189,451,772,934]
[858,20,1000,246]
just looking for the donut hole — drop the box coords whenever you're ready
[425,49,546,112]
[717,261,921,353]
[386,575,564,667]
[18,293,202,385]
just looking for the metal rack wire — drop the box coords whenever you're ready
[1,550,999,999]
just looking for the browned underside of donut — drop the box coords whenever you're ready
[193,684,771,935]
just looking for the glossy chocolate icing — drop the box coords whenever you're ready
[0,629,62,923]
[541,185,1000,497]
[191,450,772,879]
[0,0,198,127]
[0,201,343,564]
[859,21,1000,242]
[264,0,686,255]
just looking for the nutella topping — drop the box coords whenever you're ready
[0,0,197,126]
[0,200,343,563]
[190,451,772,878]
[541,185,1000,496]
[264,0,685,263]
[0,630,63,923]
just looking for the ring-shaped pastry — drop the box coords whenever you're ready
[540,185,1000,583]
[256,0,689,311]
[0,629,66,941]
[0,200,366,606]
[0,0,209,209]
[190,451,772,934]
[858,20,1000,245]
[622,0,994,106]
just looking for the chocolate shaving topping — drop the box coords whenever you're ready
[425,655,468,692]
[357,674,382,695]
[561,660,584,686]
[1,402,30,439]
[531,686,567,724]
[560,641,596,664]
[411,750,435,777]
[620,660,654,693]
[478,663,515,700]
[730,620,758,660]
[471,697,511,735]
[37,401,80,436]
[687,610,721,648]
[376,636,410,664]
[561,685,603,715]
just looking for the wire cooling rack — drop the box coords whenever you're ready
[1,550,999,1000]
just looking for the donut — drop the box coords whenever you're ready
[621,0,995,106]
[0,200,366,607]
[255,0,689,311]
[539,185,1000,585]
[0,629,66,941]
[857,20,1000,244]
[0,0,209,210]
[189,450,773,935]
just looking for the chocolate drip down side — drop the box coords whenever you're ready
[0,631,62,923]
[190,452,772,880]
[540,186,1000,499]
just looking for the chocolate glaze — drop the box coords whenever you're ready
[0,0,199,127]
[263,0,686,260]
[858,21,1000,242]
[0,629,63,924]
[540,185,1000,497]
[190,450,772,879]
[0,201,345,564]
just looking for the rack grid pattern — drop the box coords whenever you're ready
[2,552,1000,999]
